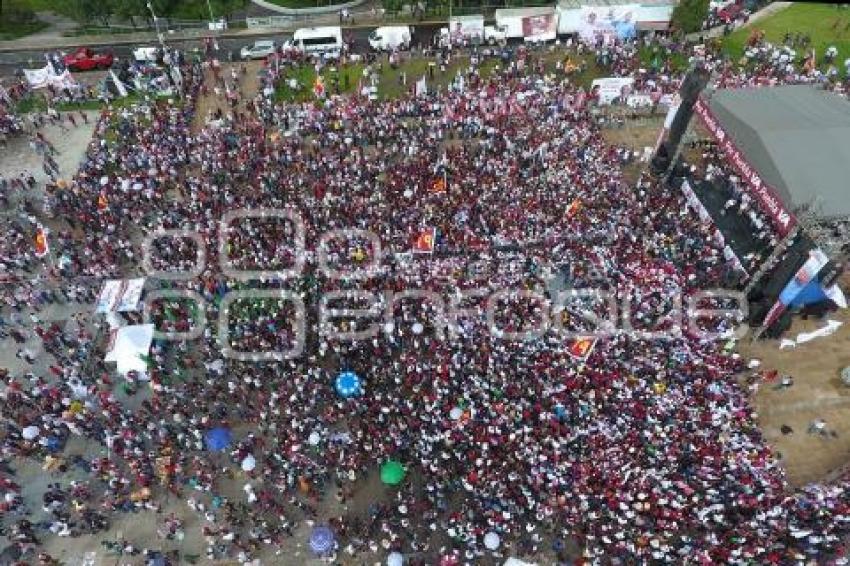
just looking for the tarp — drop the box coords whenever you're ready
[104,324,154,376]
[95,278,146,313]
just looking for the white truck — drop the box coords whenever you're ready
[438,15,507,47]
[495,7,558,43]
[369,26,412,50]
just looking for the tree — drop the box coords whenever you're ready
[671,0,709,34]
[71,0,112,25]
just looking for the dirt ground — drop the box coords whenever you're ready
[739,296,850,488]
[599,116,664,184]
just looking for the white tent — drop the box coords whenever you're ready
[104,324,154,377]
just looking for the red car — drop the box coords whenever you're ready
[62,47,114,72]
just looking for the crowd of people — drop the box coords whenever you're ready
[2,25,850,566]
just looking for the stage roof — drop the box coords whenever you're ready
[708,85,850,219]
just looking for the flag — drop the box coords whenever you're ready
[34,225,49,258]
[109,69,128,98]
[97,193,108,211]
[567,337,596,360]
[412,227,436,254]
[566,198,581,218]
[430,172,447,194]
[313,74,325,98]
[415,75,427,97]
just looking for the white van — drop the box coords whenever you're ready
[287,26,344,58]
[368,26,412,51]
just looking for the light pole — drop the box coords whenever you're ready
[146,2,166,52]
[206,0,215,23]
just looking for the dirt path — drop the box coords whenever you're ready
[192,61,264,134]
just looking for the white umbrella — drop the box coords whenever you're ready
[484,531,500,550]
[387,552,404,566]
[308,431,321,446]
[241,454,257,472]
[22,426,40,440]
[412,322,424,335]
[449,407,463,420]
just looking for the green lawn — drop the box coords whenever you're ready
[724,3,850,67]
[0,18,48,40]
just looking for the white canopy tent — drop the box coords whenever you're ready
[104,324,154,377]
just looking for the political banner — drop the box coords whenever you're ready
[591,77,633,105]
[522,13,557,42]
[577,5,639,44]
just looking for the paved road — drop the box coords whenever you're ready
[0,23,444,77]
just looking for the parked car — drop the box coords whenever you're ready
[62,47,114,72]
[240,40,276,60]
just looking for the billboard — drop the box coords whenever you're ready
[577,5,639,43]
[522,13,557,42]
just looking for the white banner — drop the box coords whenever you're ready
[23,65,54,89]
[578,5,639,44]
[591,77,633,105]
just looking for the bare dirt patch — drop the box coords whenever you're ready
[739,303,850,487]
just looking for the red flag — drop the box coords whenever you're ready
[568,337,596,360]
[430,173,447,194]
[34,225,49,258]
[412,227,436,254]
[566,198,581,218]
[313,74,325,98]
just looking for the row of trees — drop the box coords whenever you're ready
[67,0,248,26]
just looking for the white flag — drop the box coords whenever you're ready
[415,75,427,97]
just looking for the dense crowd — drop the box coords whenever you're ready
[2,29,850,566]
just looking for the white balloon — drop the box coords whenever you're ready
[412,322,424,335]
[387,552,404,566]
[449,407,463,420]
[403,189,413,198]
[308,432,321,446]
[484,531,500,550]
[241,454,257,471]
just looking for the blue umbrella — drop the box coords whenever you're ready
[204,427,232,452]
[335,371,362,398]
[309,525,335,555]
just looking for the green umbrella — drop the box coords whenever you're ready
[380,460,406,486]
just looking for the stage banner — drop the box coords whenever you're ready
[762,249,829,329]
[693,97,795,236]
[578,5,639,43]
